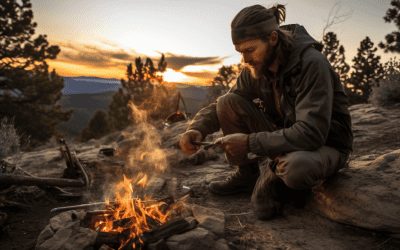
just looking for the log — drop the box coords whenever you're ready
[0,173,84,187]
[120,217,194,250]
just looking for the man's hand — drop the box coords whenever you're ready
[179,129,203,155]
[215,133,250,157]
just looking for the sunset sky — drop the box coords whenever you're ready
[30,0,398,85]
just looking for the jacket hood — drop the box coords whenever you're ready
[279,24,323,76]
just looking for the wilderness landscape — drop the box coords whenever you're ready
[1,1,400,250]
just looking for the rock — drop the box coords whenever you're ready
[144,177,165,196]
[49,210,76,232]
[191,204,226,238]
[357,154,378,161]
[36,225,54,248]
[184,216,198,229]
[148,239,169,250]
[36,220,97,250]
[228,242,246,250]
[99,244,114,250]
[215,239,230,250]
[165,227,216,250]
[167,201,193,220]
[349,104,387,124]
[306,149,400,234]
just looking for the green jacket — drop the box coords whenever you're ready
[187,24,353,156]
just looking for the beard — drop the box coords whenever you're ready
[243,44,278,79]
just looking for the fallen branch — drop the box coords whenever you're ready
[0,173,85,188]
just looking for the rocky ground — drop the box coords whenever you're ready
[1,103,400,250]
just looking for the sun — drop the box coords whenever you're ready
[160,68,189,83]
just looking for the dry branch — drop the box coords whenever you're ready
[0,173,85,188]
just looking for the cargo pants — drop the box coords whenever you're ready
[216,93,348,190]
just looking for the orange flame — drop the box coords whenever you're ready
[140,152,149,161]
[137,174,147,188]
[93,174,169,249]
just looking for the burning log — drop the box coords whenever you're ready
[120,217,197,250]
[0,173,85,188]
[95,229,130,247]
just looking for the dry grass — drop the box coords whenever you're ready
[0,117,21,161]
[369,70,400,106]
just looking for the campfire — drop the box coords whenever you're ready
[81,174,171,249]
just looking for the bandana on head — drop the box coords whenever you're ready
[231,5,279,45]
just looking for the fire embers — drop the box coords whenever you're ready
[82,175,171,249]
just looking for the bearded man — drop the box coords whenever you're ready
[179,4,353,220]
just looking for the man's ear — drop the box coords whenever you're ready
[269,31,278,46]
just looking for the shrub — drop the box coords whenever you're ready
[368,70,400,106]
[0,117,21,161]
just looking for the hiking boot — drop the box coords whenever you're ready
[251,160,288,220]
[208,163,260,196]
[251,160,313,220]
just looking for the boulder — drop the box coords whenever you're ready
[306,149,400,235]
[191,204,226,238]
[165,227,216,250]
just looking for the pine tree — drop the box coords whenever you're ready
[211,65,238,90]
[321,32,350,92]
[78,110,112,142]
[379,0,400,53]
[0,0,73,148]
[347,37,385,105]
[108,54,167,131]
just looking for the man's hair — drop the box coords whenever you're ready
[261,4,294,67]
[232,4,294,66]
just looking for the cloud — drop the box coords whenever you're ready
[161,52,224,71]
[56,42,144,68]
[54,42,225,78]
[181,71,216,79]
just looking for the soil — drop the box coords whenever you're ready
[1,106,400,250]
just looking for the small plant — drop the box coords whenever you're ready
[0,117,20,161]
[368,58,400,106]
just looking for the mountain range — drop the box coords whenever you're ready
[59,76,210,140]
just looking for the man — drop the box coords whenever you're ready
[179,4,353,220]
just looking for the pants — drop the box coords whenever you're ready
[216,93,348,190]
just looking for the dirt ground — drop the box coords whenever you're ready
[1,117,400,250]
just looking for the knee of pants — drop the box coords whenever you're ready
[216,93,244,112]
[275,152,322,190]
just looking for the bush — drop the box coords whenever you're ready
[368,71,400,106]
[0,117,21,161]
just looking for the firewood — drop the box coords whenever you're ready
[0,173,85,187]
[120,217,194,250]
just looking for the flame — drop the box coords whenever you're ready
[93,174,169,249]
[140,152,149,161]
[137,174,147,188]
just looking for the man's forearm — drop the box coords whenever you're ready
[187,103,220,140]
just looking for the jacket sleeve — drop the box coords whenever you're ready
[249,49,336,156]
[186,68,258,139]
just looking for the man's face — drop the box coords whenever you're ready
[235,38,275,79]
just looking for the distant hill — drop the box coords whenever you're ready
[58,91,116,140]
[58,77,211,140]
[62,76,121,94]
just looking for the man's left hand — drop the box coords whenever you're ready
[215,133,250,157]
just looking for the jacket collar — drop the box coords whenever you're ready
[279,24,323,76]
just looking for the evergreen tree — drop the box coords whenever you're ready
[78,110,112,142]
[0,0,73,148]
[379,0,400,53]
[321,32,351,95]
[347,37,385,105]
[108,55,167,130]
[211,65,238,90]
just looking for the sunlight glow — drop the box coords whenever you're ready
[161,68,192,82]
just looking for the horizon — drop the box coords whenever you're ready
[31,0,399,85]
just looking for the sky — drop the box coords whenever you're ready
[30,0,399,85]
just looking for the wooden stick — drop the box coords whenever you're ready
[0,173,84,188]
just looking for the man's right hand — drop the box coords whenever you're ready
[179,129,203,155]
